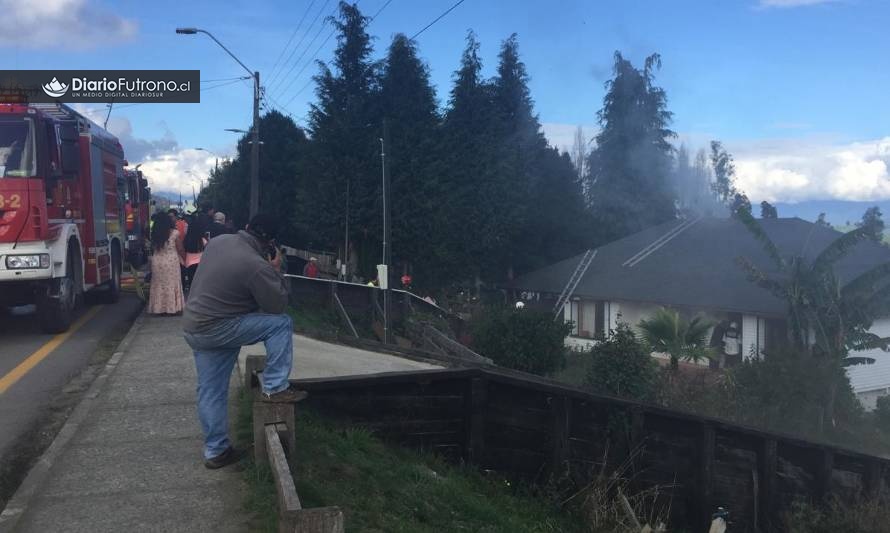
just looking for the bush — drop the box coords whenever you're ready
[875,396,890,432]
[470,306,571,375]
[584,323,658,402]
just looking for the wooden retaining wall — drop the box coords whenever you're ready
[293,367,890,532]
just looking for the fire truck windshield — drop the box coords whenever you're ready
[0,118,37,178]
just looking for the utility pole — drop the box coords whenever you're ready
[380,119,392,344]
[250,71,260,218]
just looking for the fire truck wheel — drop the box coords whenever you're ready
[98,245,122,304]
[37,262,77,334]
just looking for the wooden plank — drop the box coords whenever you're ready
[265,424,302,514]
[465,377,487,463]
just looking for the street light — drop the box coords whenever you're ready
[176,27,261,218]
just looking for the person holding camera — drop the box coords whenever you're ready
[182,213,306,469]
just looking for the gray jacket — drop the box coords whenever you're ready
[182,230,288,333]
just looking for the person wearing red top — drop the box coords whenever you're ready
[302,257,319,278]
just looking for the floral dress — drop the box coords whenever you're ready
[149,229,184,314]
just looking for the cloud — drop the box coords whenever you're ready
[0,0,136,50]
[541,123,599,153]
[733,137,890,203]
[73,105,229,195]
[757,0,839,7]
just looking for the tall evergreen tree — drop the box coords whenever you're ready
[440,31,497,286]
[586,52,677,240]
[379,33,442,287]
[306,1,380,277]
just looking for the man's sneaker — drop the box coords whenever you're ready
[262,385,308,403]
[204,446,248,470]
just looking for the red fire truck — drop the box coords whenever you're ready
[123,165,150,268]
[0,103,126,332]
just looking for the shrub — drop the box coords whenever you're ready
[584,323,658,402]
[470,306,571,375]
[875,396,890,432]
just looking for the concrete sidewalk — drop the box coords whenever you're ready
[0,315,248,533]
[1,314,442,532]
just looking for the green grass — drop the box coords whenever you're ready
[287,305,348,337]
[235,389,585,533]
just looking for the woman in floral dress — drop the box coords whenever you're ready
[148,212,185,315]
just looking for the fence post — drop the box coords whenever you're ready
[548,395,570,479]
[464,377,487,464]
[245,354,266,391]
[758,438,778,530]
[696,424,716,531]
[865,459,885,497]
[816,449,834,501]
[254,395,298,467]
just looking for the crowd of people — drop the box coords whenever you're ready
[147,203,235,315]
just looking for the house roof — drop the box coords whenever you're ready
[513,216,890,317]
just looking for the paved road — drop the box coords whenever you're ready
[0,295,143,470]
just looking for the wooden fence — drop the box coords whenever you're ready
[247,357,345,533]
[291,366,890,533]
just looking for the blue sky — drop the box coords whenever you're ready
[2,0,889,211]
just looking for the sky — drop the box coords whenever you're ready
[2,0,888,216]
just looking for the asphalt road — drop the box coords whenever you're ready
[0,294,143,495]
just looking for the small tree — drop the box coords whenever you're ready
[638,308,714,370]
[470,307,571,375]
[585,323,657,401]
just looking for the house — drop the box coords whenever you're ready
[511,216,890,408]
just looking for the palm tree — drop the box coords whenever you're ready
[638,308,714,370]
[734,209,890,431]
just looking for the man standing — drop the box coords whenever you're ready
[208,211,231,238]
[183,213,305,469]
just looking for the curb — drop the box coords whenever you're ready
[0,312,147,533]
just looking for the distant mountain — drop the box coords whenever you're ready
[774,200,890,226]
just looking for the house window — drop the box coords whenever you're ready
[595,301,605,338]
[569,300,602,339]
[763,318,787,356]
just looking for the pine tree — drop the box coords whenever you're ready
[379,33,442,288]
[306,1,381,277]
[760,200,778,219]
[439,31,497,286]
[586,52,677,240]
[857,206,884,242]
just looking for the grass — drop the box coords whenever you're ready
[234,389,585,533]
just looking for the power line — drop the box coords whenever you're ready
[410,0,467,40]
[270,2,339,99]
[266,0,318,85]
[281,0,393,108]
[268,0,333,92]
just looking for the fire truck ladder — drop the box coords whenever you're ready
[552,248,597,321]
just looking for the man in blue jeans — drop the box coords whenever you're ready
[183,213,306,469]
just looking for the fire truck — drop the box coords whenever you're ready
[123,165,150,268]
[0,103,127,332]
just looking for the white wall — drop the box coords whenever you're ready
[856,389,888,411]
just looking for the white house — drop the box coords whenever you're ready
[512,216,890,406]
